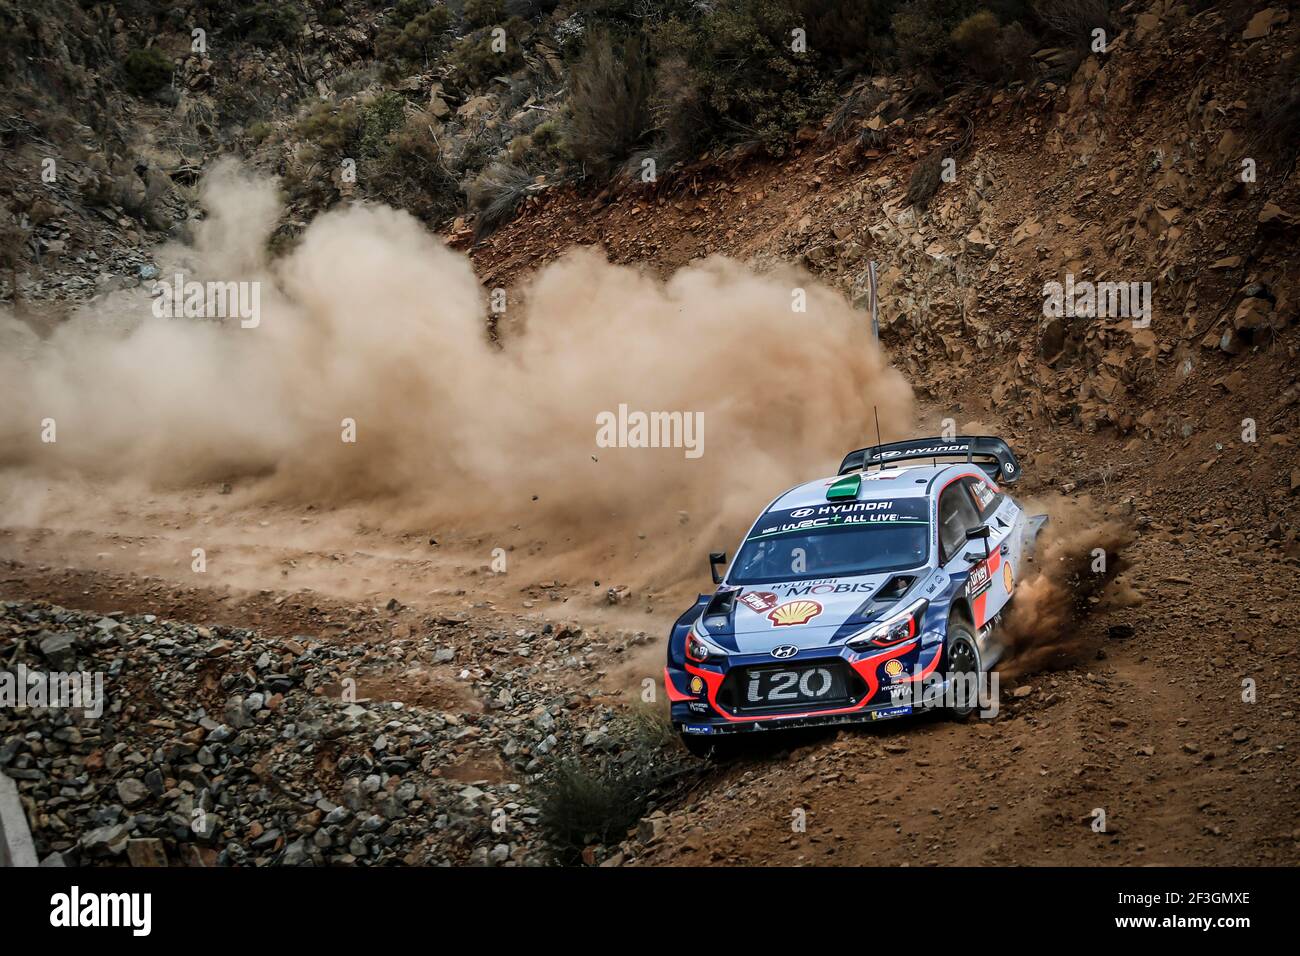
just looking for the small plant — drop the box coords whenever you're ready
[358,92,407,158]
[123,47,174,97]
[537,709,693,865]
[247,120,273,145]
[465,161,535,239]
[1033,0,1114,50]
[906,149,945,209]
[446,18,527,90]
[566,29,653,178]
[463,0,506,29]
[233,3,304,49]
[379,5,452,68]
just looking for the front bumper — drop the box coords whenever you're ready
[666,630,944,735]
[675,702,916,735]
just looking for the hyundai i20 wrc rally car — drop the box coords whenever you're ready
[665,436,1047,756]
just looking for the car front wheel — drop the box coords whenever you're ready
[942,618,982,720]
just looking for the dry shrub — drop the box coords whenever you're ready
[566,29,653,179]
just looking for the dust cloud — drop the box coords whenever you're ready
[0,161,914,592]
[998,495,1134,677]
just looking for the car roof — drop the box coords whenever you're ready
[766,462,976,512]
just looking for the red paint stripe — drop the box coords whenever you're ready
[663,667,691,702]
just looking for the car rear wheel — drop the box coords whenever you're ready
[943,618,981,720]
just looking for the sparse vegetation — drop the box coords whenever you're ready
[566,29,652,178]
[378,2,452,69]
[232,2,304,49]
[465,160,534,238]
[538,710,693,866]
[122,46,173,97]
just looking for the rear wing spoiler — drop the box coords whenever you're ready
[837,435,1022,484]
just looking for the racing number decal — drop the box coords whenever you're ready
[746,667,834,703]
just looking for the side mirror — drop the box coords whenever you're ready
[708,551,727,585]
[965,525,991,558]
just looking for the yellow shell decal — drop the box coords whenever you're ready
[1003,562,1014,593]
[768,599,823,627]
[884,659,905,678]
[689,676,705,695]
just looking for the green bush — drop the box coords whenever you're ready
[247,120,273,144]
[644,0,837,156]
[358,92,407,158]
[123,46,174,97]
[950,9,1002,81]
[464,0,506,29]
[371,115,463,223]
[296,100,361,158]
[379,6,452,67]
[446,17,528,90]
[232,3,304,48]
[537,710,689,866]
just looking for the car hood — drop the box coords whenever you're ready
[719,574,897,653]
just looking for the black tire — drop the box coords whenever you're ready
[942,616,982,720]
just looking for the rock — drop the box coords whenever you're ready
[1242,7,1288,40]
[1233,297,1272,331]
[1040,316,1066,360]
[116,777,149,808]
[281,838,311,866]
[457,94,495,120]
[637,812,668,845]
[81,824,130,856]
[126,838,168,867]
[1258,202,1299,229]
[963,227,996,258]
[38,631,78,670]
[1218,327,1245,355]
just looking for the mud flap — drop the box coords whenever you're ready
[976,614,1004,670]
[1023,513,1049,559]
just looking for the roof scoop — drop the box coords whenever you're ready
[826,474,861,500]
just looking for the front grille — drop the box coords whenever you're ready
[719,660,864,714]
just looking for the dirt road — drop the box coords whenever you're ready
[3,403,1296,867]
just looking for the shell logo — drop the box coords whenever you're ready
[767,599,823,627]
[884,659,905,678]
[1003,562,1014,593]
[689,676,705,695]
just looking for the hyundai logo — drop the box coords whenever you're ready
[771,645,799,659]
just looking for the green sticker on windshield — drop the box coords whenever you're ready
[826,475,861,500]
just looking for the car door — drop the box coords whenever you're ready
[959,475,1021,624]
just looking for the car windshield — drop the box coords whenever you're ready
[729,499,930,584]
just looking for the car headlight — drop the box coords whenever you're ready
[846,599,929,651]
[686,619,727,663]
